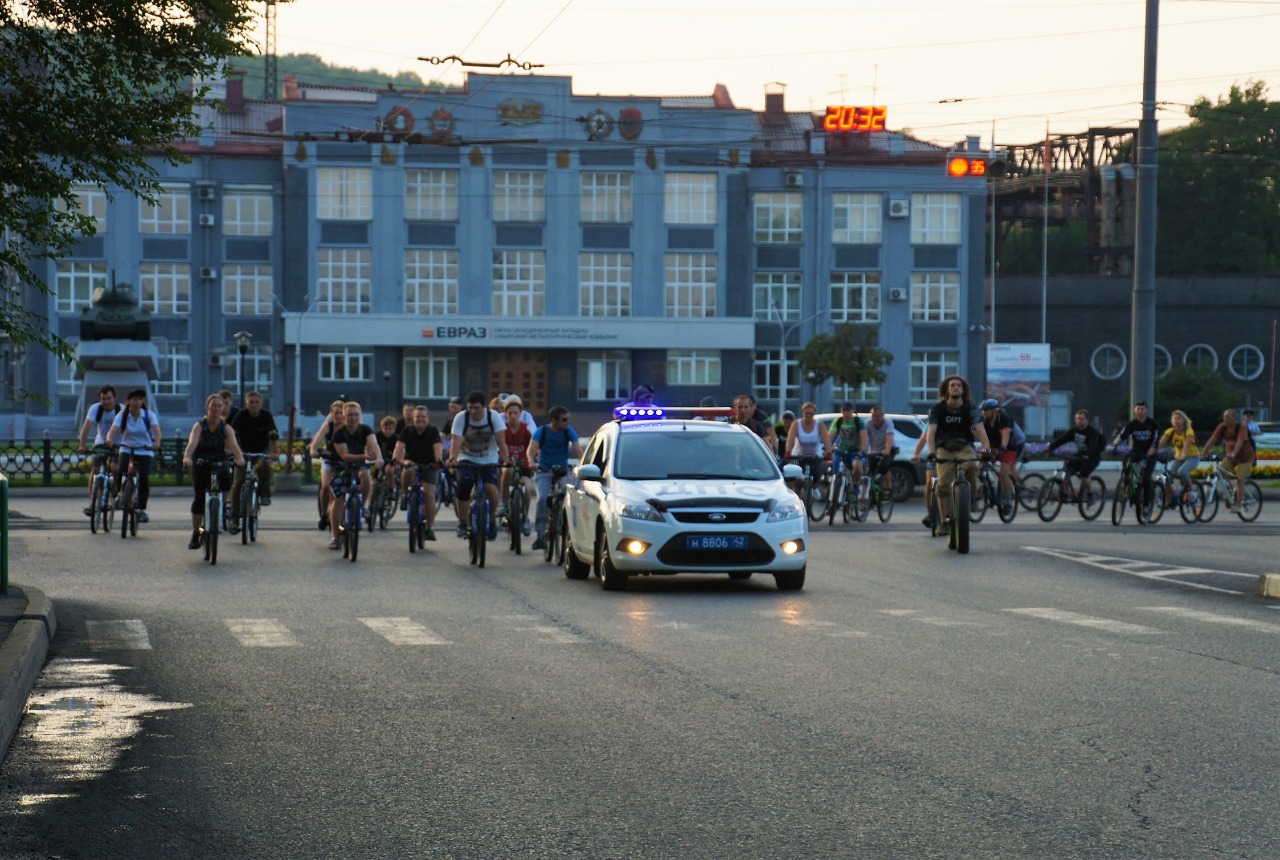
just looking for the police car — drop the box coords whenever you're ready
[561,407,808,591]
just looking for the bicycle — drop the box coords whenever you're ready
[541,466,569,566]
[237,452,270,544]
[1013,454,1046,512]
[971,460,1017,524]
[116,446,154,539]
[929,453,982,554]
[826,457,864,525]
[193,458,227,565]
[458,462,500,569]
[1110,451,1156,526]
[370,464,399,532]
[1148,457,1204,524]
[87,444,117,535]
[863,464,895,523]
[1036,461,1107,522]
[435,464,457,509]
[334,464,365,562]
[404,463,437,553]
[505,464,532,555]
[1197,455,1262,523]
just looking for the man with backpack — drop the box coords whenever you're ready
[104,388,162,523]
[526,406,583,551]
[77,385,120,515]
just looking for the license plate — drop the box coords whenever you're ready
[685,534,748,551]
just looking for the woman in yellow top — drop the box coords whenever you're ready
[1157,409,1200,507]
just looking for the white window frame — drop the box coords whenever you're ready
[909,271,959,322]
[910,192,961,245]
[664,252,717,318]
[156,342,192,397]
[664,173,717,225]
[753,350,799,407]
[319,347,373,383]
[222,348,274,394]
[833,381,881,405]
[667,349,721,386]
[54,261,107,314]
[832,193,882,244]
[139,263,191,315]
[909,350,959,403]
[1182,343,1218,371]
[753,192,803,244]
[1090,344,1128,381]
[405,249,458,314]
[492,249,545,315]
[316,247,371,314]
[405,169,459,221]
[577,350,631,401]
[61,185,107,234]
[830,271,881,324]
[1228,344,1264,381]
[222,186,273,236]
[493,170,546,223]
[316,167,372,221]
[403,349,458,399]
[580,172,633,224]
[139,184,191,234]
[753,272,801,321]
[579,252,632,317]
[222,264,273,315]
[55,339,81,396]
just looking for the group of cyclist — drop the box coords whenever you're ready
[777,401,899,511]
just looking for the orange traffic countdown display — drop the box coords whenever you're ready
[947,155,988,177]
[823,105,887,133]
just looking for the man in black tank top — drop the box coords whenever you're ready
[926,375,991,531]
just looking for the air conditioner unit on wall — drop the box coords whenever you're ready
[784,171,804,188]
[887,199,910,218]
[198,214,217,227]
[888,287,907,302]
[200,266,218,279]
[197,186,216,201]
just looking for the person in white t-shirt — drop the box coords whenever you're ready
[104,388,162,523]
[449,390,510,540]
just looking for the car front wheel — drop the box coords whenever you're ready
[774,566,805,591]
[595,528,628,591]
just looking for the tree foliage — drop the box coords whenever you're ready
[797,324,893,394]
[233,52,440,100]
[1152,365,1244,435]
[0,0,270,387]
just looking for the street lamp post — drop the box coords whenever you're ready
[771,302,827,420]
[383,369,392,418]
[233,331,252,406]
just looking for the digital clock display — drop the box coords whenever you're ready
[823,105,887,133]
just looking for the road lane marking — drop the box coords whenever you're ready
[1136,607,1280,634]
[1024,546,1256,595]
[359,617,452,645]
[879,609,987,628]
[1004,608,1164,635]
[85,620,151,650]
[224,618,299,647]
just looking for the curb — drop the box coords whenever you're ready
[0,585,57,760]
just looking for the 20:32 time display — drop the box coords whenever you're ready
[823,105,887,133]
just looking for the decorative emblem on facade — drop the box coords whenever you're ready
[619,107,644,141]
[385,106,415,133]
[584,108,614,141]
[428,108,457,139]
[497,99,544,126]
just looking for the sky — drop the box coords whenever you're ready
[267,0,1280,148]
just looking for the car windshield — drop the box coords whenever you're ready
[615,429,779,481]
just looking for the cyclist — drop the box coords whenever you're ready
[1157,409,1200,508]
[731,394,778,453]
[393,405,443,539]
[1200,408,1257,512]
[503,393,539,434]
[926,376,992,531]
[498,398,534,535]
[218,388,239,425]
[980,398,1027,507]
[619,384,656,409]
[375,414,401,497]
[182,393,246,549]
[326,401,382,550]
[440,396,463,457]
[1045,409,1107,502]
[1111,400,1160,507]
[828,401,867,504]
[527,405,582,552]
[449,390,510,541]
[864,405,897,497]
[783,401,831,491]
[104,388,161,524]
[229,390,279,531]
[77,384,120,515]
[775,410,795,459]
[309,399,347,530]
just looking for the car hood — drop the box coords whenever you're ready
[613,478,788,509]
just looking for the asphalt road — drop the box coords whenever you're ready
[2,490,1278,859]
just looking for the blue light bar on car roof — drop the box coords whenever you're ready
[614,406,665,420]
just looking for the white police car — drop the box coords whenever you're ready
[561,407,808,591]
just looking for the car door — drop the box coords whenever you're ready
[566,430,609,549]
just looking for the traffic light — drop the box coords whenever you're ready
[947,155,987,178]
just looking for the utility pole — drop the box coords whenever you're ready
[263,0,278,100]
[1130,0,1160,409]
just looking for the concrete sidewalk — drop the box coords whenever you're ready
[0,583,57,761]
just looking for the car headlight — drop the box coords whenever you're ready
[618,502,664,522]
[767,501,805,522]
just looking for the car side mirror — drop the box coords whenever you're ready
[576,464,603,482]
[781,463,803,480]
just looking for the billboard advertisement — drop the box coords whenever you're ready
[986,344,1050,408]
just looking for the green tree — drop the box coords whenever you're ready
[0,0,272,396]
[797,324,893,395]
[1152,365,1244,436]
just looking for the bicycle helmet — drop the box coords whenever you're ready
[980,398,1000,410]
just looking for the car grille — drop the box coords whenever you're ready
[655,533,775,568]
[670,511,759,524]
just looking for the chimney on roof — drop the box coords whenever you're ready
[764,82,787,127]
[711,83,735,109]
[283,74,301,101]
[225,72,245,114]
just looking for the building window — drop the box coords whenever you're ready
[493,249,545,315]
[664,252,717,317]
[577,350,631,401]
[832,193,881,244]
[664,172,717,225]
[910,192,961,245]
[405,249,458,314]
[1228,344,1264,381]
[403,349,457,398]
[493,170,545,223]
[1182,343,1218,371]
[222,265,273,315]
[54,261,107,313]
[753,350,799,408]
[222,187,273,236]
[139,263,191,315]
[580,172,633,224]
[667,349,721,386]
[316,167,372,221]
[319,347,373,383]
[1154,344,1172,379]
[753,272,801,321]
[55,339,81,396]
[222,348,274,394]
[156,342,192,397]
[909,350,958,402]
[910,272,959,322]
[139,184,191,234]
[753,192,803,244]
[579,252,632,317]
[316,248,371,314]
[833,381,881,405]
[1090,344,1127,380]
[60,186,107,234]
[831,272,881,323]
[405,169,459,221]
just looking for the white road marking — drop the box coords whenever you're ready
[359,617,451,645]
[1024,546,1256,595]
[1136,607,1280,634]
[514,625,582,644]
[224,618,299,647]
[1004,608,1164,635]
[878,609,986,628]
[85,620,151,651]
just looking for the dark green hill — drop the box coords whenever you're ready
[231,53,448,98]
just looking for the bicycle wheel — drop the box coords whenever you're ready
[1143,480,1164,525]
[207,496,219,565]
[850,477,870,523]
[876,484,895,523]
[827,473,844,526]
[349,494,360,562]
[969,474,989,524]
[1110,476,1128,526]
[799,477,814,519]
[952,482,971,554]
[101,487,115,534]
[248,485,259,543]
[808,475,829,522]
[241,482,253,544]
[89,480,104,534]
[543,498,558,563]
[474,495,487,568]
[407,490,420,553]
[509,485,523,555]
[1037,478,1063,522]
[1176,479,1204,524]
[1078,476,1106,520]
[1237,482,1262,522]
[997,480,1018,524]
[1017,473,1046,511]
[119,481,134,539]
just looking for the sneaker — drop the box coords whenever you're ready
[496,504,506,517]
[188,532,202,550]
[227,521,240,535]
[137,510,149,523]
[425,528,436,541]
[328,538,341,550]
[922,515,934,529]
[84,506,95,516]
[456,522,468,538]
[522,519,532,536]
[260,497,271,507]
[531,538,545,551]
[487,521,498,541]
[400,496,409,511]
[113,497,121,510]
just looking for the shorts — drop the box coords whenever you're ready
[833,449,863,474]
[1064,456,1098,479]
[1221,457,1253,480]
[410,463,440,485]
[331,466,368,497]
[456,462,500,501]
[996,446,1021,467]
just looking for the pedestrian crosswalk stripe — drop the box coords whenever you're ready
[86,620,151,650]
[1137,607,1280,634]
[879,609,986,628]
[1004,608,1164,635]
[359,617,452,645]
[224,618,299,647]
